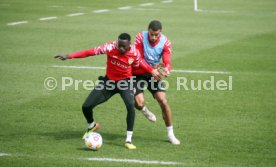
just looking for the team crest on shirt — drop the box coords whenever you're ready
[128,57,134,64]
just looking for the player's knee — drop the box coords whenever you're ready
[156,96,168,106]
[125,99,135,110]
[135,99,144,110]
[82,103,93,112]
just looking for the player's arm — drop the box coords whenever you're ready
[162,39,172,77]
[140,59,161,80]
[54,42,115,61]
[54,49,95,60]
[133,50,161,80]
[134,32,144,57]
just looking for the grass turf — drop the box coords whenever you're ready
[0,0,275,166]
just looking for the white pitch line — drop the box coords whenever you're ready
[118,6,132,10]
[85,157,180,165]
[139,3,154,7]
[52,65,230,74]
[39,16,57,21]
[67,13,85,17]
[0,152,180,165]
[194,9,203,12]
[135,8,161,11]
[7,21,28,26]
[196,10,235,13]
[0,153,10,156]
[172,69,230,74]
[52,65,105,70]
[93,9,110,13]
[161,0,173,3]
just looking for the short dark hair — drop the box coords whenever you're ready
[118,33,131,41]
[148,20,162,31]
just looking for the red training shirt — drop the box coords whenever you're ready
[67,41,153,81]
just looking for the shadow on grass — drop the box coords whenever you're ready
[38,130,82,140]
[38,129,171,150]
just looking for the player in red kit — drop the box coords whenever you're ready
[133,20,180,145]
[55,33,160,149]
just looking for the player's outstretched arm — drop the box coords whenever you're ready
[54,44,112,61]
[54,54,68,61]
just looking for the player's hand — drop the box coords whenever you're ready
[162,67,170,78]
[54,54,68,61]
[151,69,162,80]
[153,63,169,78]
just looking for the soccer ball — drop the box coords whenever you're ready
[84,132,103,150]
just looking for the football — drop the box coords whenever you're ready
[84,132,103,150]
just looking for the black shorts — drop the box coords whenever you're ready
[133,74,166,96]
[94,76,134,99]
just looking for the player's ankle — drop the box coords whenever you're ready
[88,122,95,129]
[141,106,148,112]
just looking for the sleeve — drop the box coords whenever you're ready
[67,42,116,59]
[132,48,153,73]
[139,59,154,73]
[134,32,144,58]
[67,49,96,59]
[162,39,172,71]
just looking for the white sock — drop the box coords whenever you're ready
[88,122,95,129]
[167,126,174,137]
[141,106,148,113]
[126,131,133,143]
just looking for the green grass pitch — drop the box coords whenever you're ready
[0,0,275,166]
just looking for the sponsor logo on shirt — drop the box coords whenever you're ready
[110,59,130,69]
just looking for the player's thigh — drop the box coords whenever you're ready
[83,86,113,108]
[154,91,167,104]
[133,75,147,95]
[119,89,135,107]
[148,79,166,98]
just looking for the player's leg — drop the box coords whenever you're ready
[134,92,145,110]
[154,91,180,145]
[82,80,114,138]
[82,89,107,123]
[119,85,137,149]
[154,91,172,126]
[134,75,156,122]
